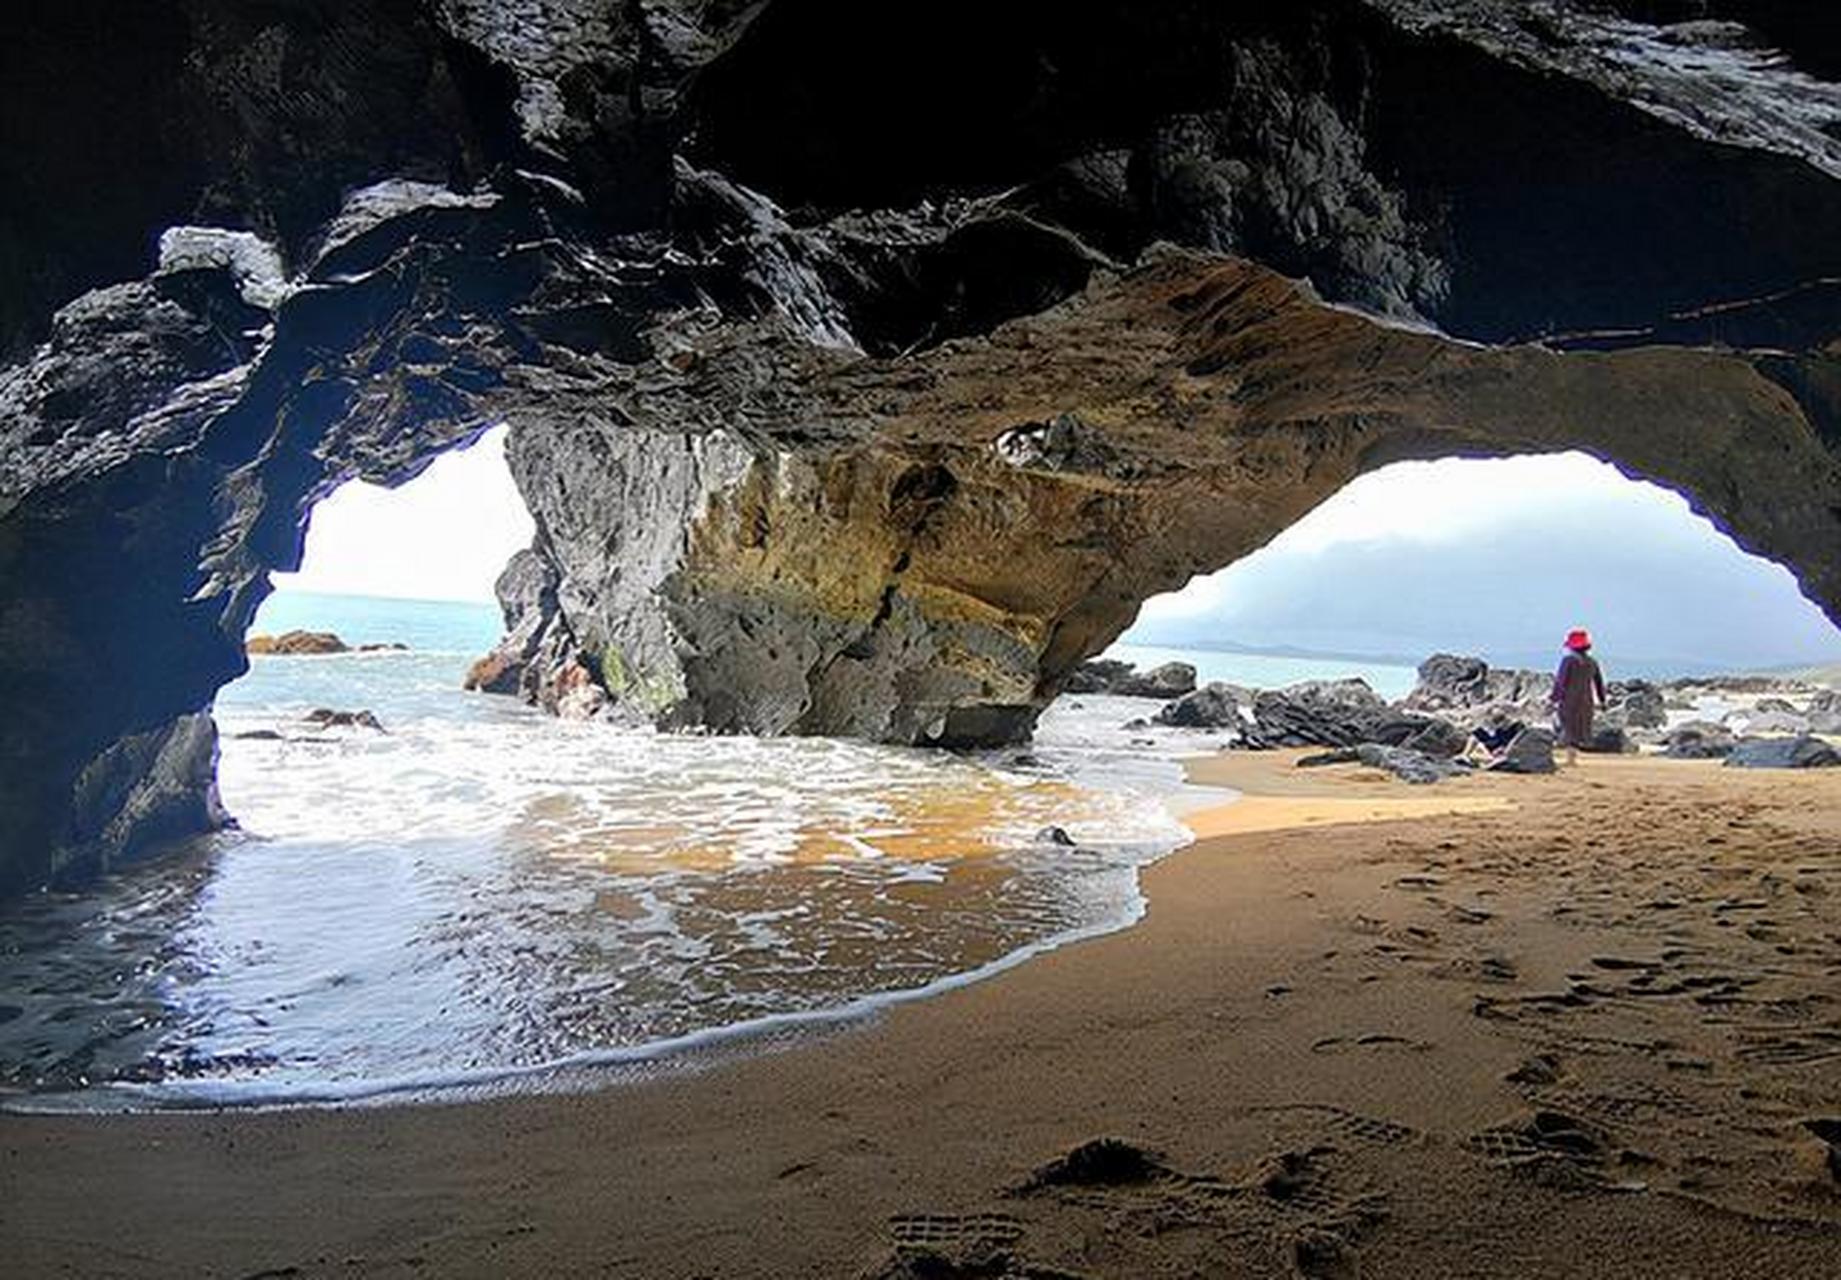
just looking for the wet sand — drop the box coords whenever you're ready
[5,750,1841,1277]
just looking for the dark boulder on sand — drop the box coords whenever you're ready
[1354,743,1469,784]
[1585,726,1637,754]
[1399,717,1470,759]
[1725,736,1841,770]
[1663,721,1737,759]
[1300,740,1471,782]
[1489,727,1556,774]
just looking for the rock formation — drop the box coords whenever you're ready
[3,1,1841,892]
[247,630,348,655]
[1725,736,1841,769]
[1065,660,1198,699]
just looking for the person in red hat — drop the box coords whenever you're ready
[1550,628,1608,765]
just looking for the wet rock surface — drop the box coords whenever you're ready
[3,1,1841,892]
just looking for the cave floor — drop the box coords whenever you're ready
[4,752,1841,1278]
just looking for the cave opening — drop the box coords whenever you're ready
[246,423,532,650]
[1102,451,1841,699]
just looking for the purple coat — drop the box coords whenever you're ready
[1551,651,1606,746]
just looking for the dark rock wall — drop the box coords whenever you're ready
[3,0,1841,894]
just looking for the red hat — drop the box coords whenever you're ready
[1565,628,1592,651]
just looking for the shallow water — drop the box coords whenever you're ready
[11,595,1426,1109]
[1,602,1252,1107]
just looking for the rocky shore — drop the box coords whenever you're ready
[1067,652,1841,781]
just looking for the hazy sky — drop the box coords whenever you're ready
[276,433,1841,672]
[1128,452,1841,672]
[273,425,534,604]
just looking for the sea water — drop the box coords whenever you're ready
[0,594,1409,1109]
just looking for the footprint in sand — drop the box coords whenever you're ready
[886,1211,1025,1253]
[1310,1033,1433,1055]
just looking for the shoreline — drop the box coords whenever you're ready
[6,750,1841,1276]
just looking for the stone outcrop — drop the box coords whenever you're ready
[1064,660,1198,699]
[247,630,348,655]
[1154,682,1250,730]
[303,708,385,732]
[1403,654,1551,724]
[4,1,1841,893]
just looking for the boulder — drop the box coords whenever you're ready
[464,652,523,696]
[1354,743,1469,784]
[1489,727,1556,774]
[1726,708,1813,735]
[1062,659,1195,698]
[1401,717,1470,759]
[1662,721,1737,759]
[247,630,347,655]
[303,708,384,732]
[1244,678,1389,748]
[1405,654,1549,715]
[1612,680,1666,730]
[1115,662,1198,699]
[1808,689,1841,734]
[1584,726,1636,754]
[1063,659,1134,694]
[1154,682,1244,729]
[356,642,409,652]
[1725,736,1841,770]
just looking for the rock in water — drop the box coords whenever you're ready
[1071,659,1198,698]
[303,708,385,732]
[1725,736,1841,769]
[247,630,348,655]
[1490,728,1557,774]
[1063,659,1135,694]
[1113,662,1198,699]
[1154,682,1245,729]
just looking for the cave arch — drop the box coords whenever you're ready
[3,200,1839,900]
[4,2,1841,900]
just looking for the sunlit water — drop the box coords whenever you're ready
[0,596,1393,1110]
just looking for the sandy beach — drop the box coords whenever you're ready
[5,749,1841,1278]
